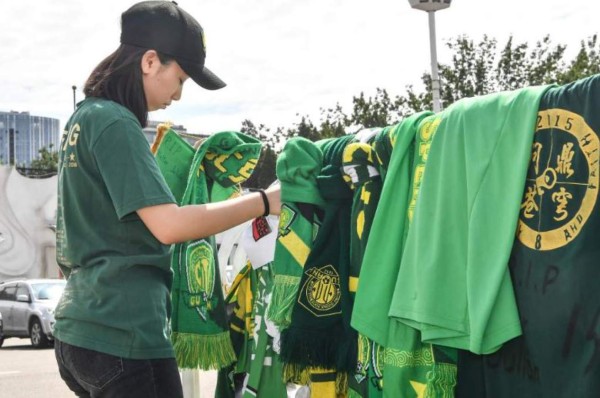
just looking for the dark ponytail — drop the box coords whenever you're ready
[83,44,174,127]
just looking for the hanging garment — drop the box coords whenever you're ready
[342,141,384,398]
[214,262,254,398]
[153,127,196,204]
[390,86,551,355]
[309,368,343,398]
[350,122,416,398]
[241,266,288,398]
[350,335,385,398]
[238,216,288,398]
[372,124,401,181]
[374,114,456,398]
[351,113,432,347]
[230,262,255,368]
[170,131,262,370]
[344,142,383,300]
[350,114,440,398]
[280,134,356,396]
[268,137,325,328]
[456,74,600,397]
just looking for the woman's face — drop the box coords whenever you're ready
[142,51,189,112]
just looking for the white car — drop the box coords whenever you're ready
[0,279,66,348]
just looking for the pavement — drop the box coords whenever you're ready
[0,337,219,398]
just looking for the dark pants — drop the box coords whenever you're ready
[54,339,184,398]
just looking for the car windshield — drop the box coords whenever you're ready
[32,282,66,300]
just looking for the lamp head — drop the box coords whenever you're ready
[408,0,451,12]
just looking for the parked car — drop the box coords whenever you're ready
[0,279,66,348]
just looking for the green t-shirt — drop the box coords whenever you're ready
[54,97,176,359]
[389,86,549,355]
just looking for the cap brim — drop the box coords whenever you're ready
[179,61,226,90]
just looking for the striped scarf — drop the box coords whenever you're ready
[166,131,262,370]
[268,137,325,328]
[280,134,357,395]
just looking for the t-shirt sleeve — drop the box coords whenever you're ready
[92,118,176,219]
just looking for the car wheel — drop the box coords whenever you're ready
[29,318,50,348]
[0,337,4,348]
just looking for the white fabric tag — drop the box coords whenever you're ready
[240,215,278,269]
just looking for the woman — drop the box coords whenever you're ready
[53,1,281,397]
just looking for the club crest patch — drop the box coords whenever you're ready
[278,204,297,237]
[298,264,341,317]
[518,109,599,251]
[185,239,216,320]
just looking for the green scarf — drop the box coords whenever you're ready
[241,266,287,398]
[268,137,325,328]
[280,134,356,393]
[228,262,254,367]
[341,141,384,398]
[170,131,262,370]
[309,368,340,398]
[219,229,289,398]
[343,142,382,298]
[215,262,254,398]
[154,129,195,204]
[372,124,400,180]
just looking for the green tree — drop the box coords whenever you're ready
[244,144,277,189]
[285,114,332,142]
[557,34,600,84]
[402,34,597,111]
[350,88,410,128]
[240,119,278,189]
[243,34,600,183]
[435,34,597,109]
[29,144,58,173]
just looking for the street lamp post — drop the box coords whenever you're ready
[408,0,452,113]
[0,121,4,164]
[72,85,77,111]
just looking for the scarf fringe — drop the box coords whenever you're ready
[280,323,358,375]
[425,362,457,398]
[280,325,341,371]
[172,331,236,370]
[284,367,349,396]
[283,363,311,385]
[336,371,348,395]
[267,275,301,327]
[287,368,349,396]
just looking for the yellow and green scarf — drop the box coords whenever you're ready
[342,141,384,398]
[268,137,325,328]
[158,130,262,370]
[280,134,357,395]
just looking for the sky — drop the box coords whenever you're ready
[1,0,598,136]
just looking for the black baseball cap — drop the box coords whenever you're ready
[120,0,226,90]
